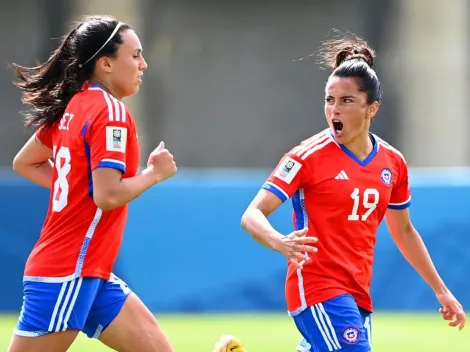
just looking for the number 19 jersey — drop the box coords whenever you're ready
[24,84,140,283]
[262,129,411,315]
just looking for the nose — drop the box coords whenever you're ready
[331,102,340,115]
[140,56,148,71]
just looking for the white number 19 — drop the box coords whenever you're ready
[348,188,379,221]
[52,146,71,212]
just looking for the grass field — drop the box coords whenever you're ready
[0,313,468,351]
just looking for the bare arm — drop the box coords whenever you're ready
[241,189,285,249]
[92,168,156,211]
[93,141,176,211]
[385,208,446,294]
[13,134,53,189]
[386,207,466,330]
[241,189,317,269]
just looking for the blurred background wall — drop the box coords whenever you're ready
[0,0,469,314]
[2,0,468,168]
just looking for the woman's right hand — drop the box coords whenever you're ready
[143,141,177,183]
[273,227,318,269]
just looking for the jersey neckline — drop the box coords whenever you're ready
[329,129,379,167]
[88,83,106,91]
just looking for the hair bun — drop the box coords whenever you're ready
[335,46,374,69]
[316,29,376,70]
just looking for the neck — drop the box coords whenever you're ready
[89,78,122,100]
[342,130,373,161]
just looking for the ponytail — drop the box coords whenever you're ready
[12,23,85,130]
[12,15,130,131]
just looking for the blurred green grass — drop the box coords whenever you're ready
[0,312,468,351]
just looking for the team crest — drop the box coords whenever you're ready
[380,168,392,185]
[342,326,360,344]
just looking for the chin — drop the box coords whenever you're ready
[124,87,140,98]
[331,129,349,144]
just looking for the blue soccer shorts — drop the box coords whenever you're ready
[293,294,372,352]
[14,273,131,339]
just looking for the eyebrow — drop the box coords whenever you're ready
[325,95,356,99]
[134,48,143,53]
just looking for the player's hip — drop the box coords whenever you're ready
[14,273,131,338]
[25,238,122,281]
[285,280,373,315]
[292,293,372,352]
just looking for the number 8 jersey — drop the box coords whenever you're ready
[24,84,140,283]
[262,129,411,316]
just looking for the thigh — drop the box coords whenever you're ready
[293,294,371,352]
[84,273,173,352]
[8,331,78,352]
[9,277,101,352]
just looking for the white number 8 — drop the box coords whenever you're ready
[348,188,379,221]
[52,146,71,212]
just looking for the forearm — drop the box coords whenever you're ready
[395,226,447,294]
[241,209,283,250]
[14,160,53,189]
[96,170,156,211]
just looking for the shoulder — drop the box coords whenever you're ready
[82,87,133,126]
[374,135,408,182]
[289,129,336,162]
[36,125,54,148]
[374,134,407,165]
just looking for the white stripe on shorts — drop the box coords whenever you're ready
[48,282,68,331]
[62,278,83,330]
[310,305,342,351]
[317,303,342,349]
[13,329,49,337]
[48,278,83,332]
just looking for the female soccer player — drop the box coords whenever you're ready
[241,31,466,352]
[9,16,177,352]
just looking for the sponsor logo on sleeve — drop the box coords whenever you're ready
[106,126,127,153]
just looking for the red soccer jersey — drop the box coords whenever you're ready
[262,129,411,315]
[24,84,140,283]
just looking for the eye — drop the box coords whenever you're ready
[325,97,334,104]
[343,98,353,103]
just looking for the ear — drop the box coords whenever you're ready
[366,101,379,119]
[95,56,114,73]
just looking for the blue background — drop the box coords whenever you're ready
[1,168,469,313]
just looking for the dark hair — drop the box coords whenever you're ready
[12,15,131,130]
[317,29,382,104]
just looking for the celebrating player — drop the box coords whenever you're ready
[9,16,177,352]
[241,30,466,352]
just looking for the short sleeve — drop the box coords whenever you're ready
[388,156,411,210]
[85,100,133,174]
[262,153,308,202]
[36,126,53,149]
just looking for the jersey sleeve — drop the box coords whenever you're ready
[388,156,411,209]
[262,152,309,202]
[36,126,53,149]
[85,102,134,174]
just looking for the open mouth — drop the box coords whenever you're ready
[332,119,343,133]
